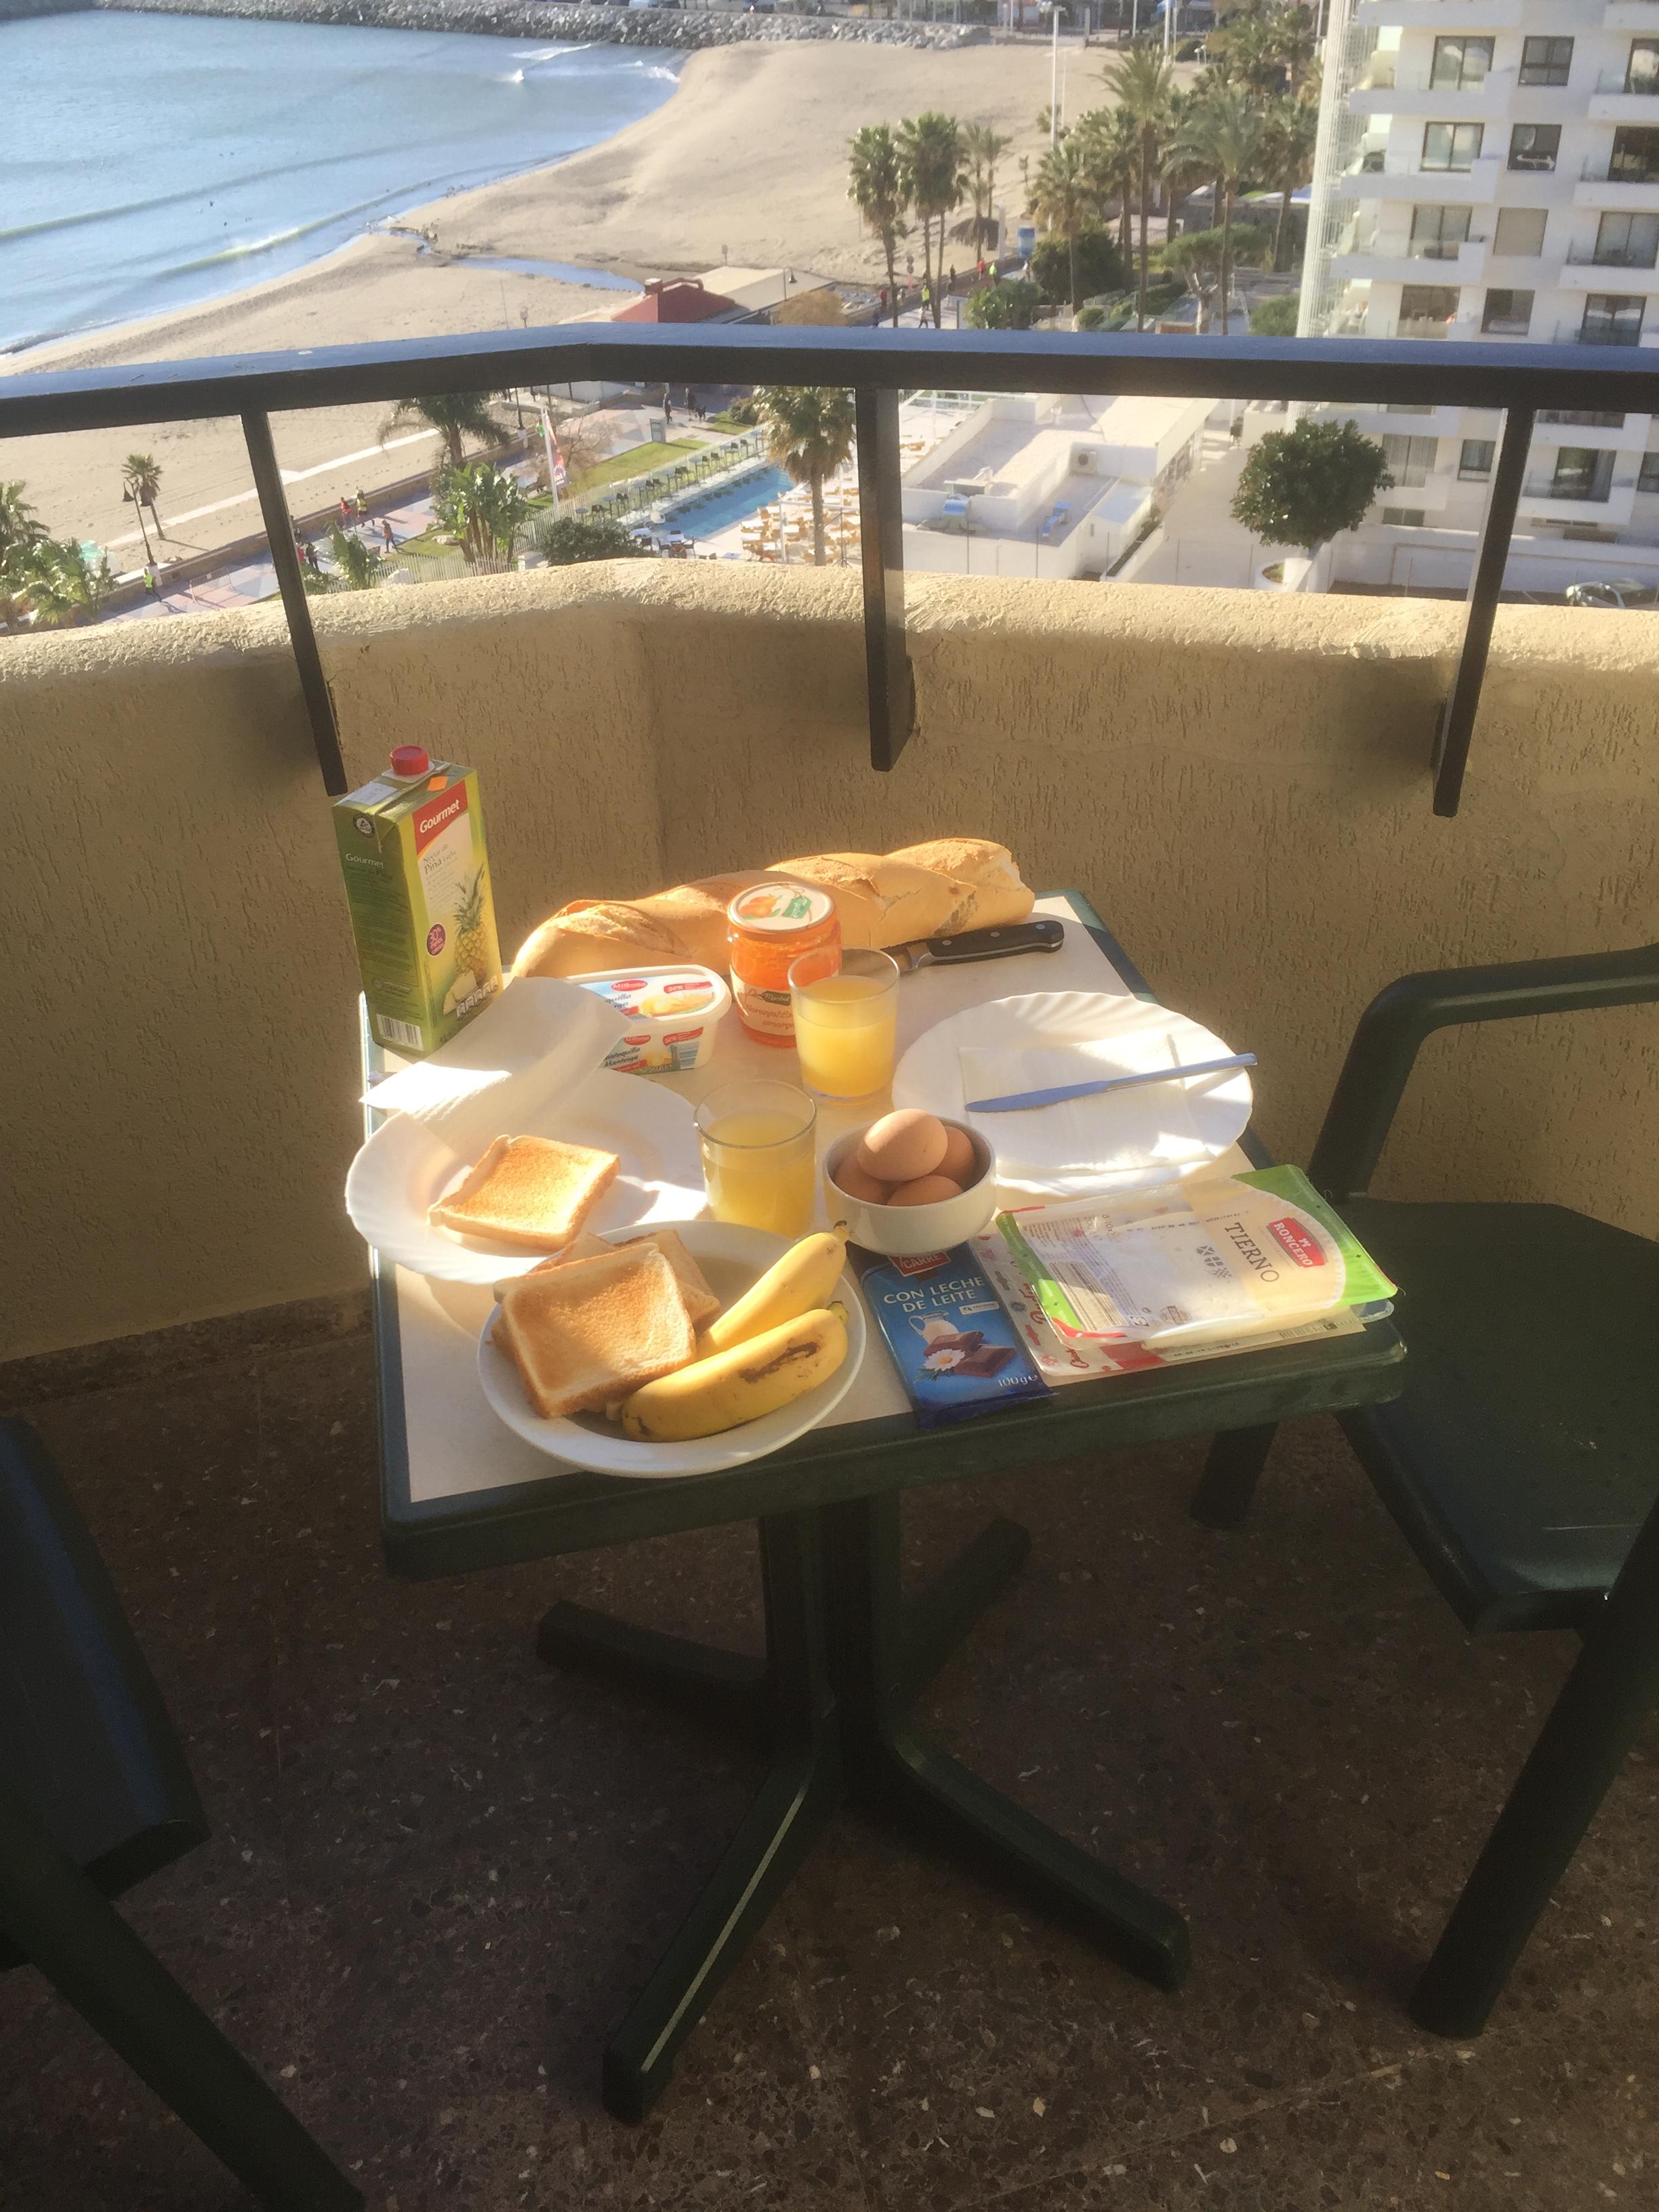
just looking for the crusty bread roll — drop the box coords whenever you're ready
[766,851,978,947]
[887,838,1034,930]
[512,844,1034,979]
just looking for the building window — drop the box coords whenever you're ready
[1595,211,1659,268]
[1539,411,1626,427]
[1424,122,1483,172]
[1458,440,1496,480]
[1626,39,1659,96]
[1580,294,1645,346]
[1550,449,1616,502]
[1519,37,1572,88]
[1410,205,1472,259]
[1508,123,1559,173]
[1382,434,1438,487]
[1482,289,1534,335]
[1494,208,1549,259]
[1380,509,1427,527]
[1610,127,1659,184]
[1431,36,1493,90]
[1638,453,1659,493]
[1399,285,1460,330]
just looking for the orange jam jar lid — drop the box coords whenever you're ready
[726,883,840,1044]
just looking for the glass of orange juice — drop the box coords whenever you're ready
[788,947,901,1101]
[695,1080,818,1237]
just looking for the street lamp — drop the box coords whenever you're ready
[1046,3,1069,147]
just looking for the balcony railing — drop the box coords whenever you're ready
[7,323,1659,816]
[1566,241,1659,266]
[1597,68,1659,94]
[1556,318,1648,342]
[1581,155,1659,183]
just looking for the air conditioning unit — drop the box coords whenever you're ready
[1071,447,1100,475]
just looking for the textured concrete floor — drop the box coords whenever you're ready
[3,1324,1655,2211]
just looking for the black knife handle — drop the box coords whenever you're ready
[926,918,1065,963]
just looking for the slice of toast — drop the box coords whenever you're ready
[430,1134,617,1252]
[495,1246,694,1420]
[613,1227,720,1328]
[496,1227,718,1328]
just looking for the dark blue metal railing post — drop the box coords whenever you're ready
[241,410,347,796]
[855,387,913,773]
[1432,405,1534,819]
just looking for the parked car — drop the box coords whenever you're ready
[1564,577,1659,609]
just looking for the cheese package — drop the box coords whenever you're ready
[996,1164,1396,1349]
[575,965,732,1074]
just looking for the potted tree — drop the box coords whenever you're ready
[1231,418,1394,592]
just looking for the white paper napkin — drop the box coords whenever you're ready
[958,1030,1206,1179]
[362,978,628,1152]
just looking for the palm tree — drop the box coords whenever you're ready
[1269,2,1319,96]
[1259,93,1320,271]
[434,463,532,565]
[848,124,909,327]
[8,537,112,629]
[1029,138,1105,315]
[898,112,966,329]
[1101,44,1176,331]
[327,524,380,590]
[382,392,510,474]
[1075,106,1141,264]
[754,386,856,565]
[1168,83,1266,337]
[0,480,43,563]
[954,123,1012,260]
[121,453,163,565]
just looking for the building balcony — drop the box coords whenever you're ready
[1330,240,1490,285]
[1575,161,1659,207]
[1554,317,1659,343]
[1354,0,1522,25]
[1559,249,1659,287]
[1589,76,1659,121]
[1605,0,1659,25]
[1520,474,1640,522]
[1339,154,1503,203]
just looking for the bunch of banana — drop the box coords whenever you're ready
[621,1229,851,1443]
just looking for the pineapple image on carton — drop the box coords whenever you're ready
[333,745,503,1056]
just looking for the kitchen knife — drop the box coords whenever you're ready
[889,918,1065,973]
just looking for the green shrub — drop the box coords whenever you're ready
[964,277,1044,331]
[1248,293,1300,337]
[534,513,655,565]
[1030,224,1126,308]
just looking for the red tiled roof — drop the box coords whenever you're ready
[612,279,739,324]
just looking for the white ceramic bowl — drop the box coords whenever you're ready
[822,1120,998,1257]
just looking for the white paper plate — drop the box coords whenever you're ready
[346,1067,704,1285]
[893,991,1252,1199]
[476,1221,866,1478]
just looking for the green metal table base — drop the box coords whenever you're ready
[537,1498,1191,2122]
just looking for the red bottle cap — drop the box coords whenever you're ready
[390,745,430,777]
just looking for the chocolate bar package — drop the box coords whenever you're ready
[851,1244,1052,1429]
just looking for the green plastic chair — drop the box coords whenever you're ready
[1191,944,1659,2037]
[0,1418,360,2208]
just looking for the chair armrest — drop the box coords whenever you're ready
[1307,943,1659,1200]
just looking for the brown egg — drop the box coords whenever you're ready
[888,1173,964,1208]
[831,1155,894,1206]
[936,1123,980,1188]
[857,1109,947,1186]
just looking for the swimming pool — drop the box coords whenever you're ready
[661,462,792,540]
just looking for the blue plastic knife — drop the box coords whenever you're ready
[966,1052,1256,1113]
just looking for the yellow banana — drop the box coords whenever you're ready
[622,1306,848,1443]
[697,1228,848,1357]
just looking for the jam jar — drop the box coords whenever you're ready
[726,882,840,1045]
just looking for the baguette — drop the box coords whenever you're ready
[495,1246,695,1420]
[512,842,1035,977]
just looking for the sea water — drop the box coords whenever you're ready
[0,12,681,353]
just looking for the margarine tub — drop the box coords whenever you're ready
[577,965,732,1074]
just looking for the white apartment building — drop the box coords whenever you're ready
[901,392,1210,581]
[1299,0,1659,594]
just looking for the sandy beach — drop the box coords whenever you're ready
[3,38,1076,558]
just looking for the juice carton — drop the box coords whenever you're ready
[333,745,503,1057]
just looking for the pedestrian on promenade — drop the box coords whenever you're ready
[354,489,369,524]
[142,565,157,596]
[338,497,350,527]
[380,518,396,552]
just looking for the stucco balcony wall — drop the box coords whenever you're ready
[4,560,1656,1359]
